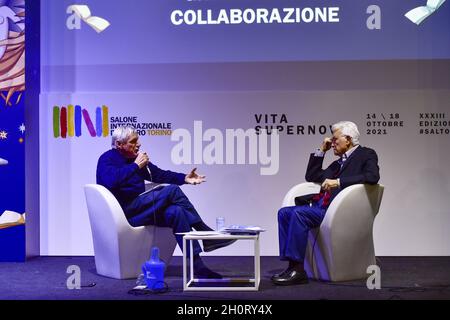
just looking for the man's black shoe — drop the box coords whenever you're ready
[195,267,223,279]
[270,267,293,281]
[203,239,237,252]
[271,270,309,286]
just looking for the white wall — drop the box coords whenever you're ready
[39,90,450,256]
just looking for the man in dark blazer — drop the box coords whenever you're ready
[272,121,380,285]
[97,126,234,279]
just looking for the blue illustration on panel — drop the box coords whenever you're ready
[0,0,26,262]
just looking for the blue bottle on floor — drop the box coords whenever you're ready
[142,246,165,290]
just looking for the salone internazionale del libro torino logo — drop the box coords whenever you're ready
[53,105,109,138]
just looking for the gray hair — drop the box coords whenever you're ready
[332,121,360,145]
[111,126,136,148]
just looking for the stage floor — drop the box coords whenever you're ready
[0,256,449,300]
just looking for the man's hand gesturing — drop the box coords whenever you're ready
[185,168,206,185]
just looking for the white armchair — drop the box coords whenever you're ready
[84,184,177,279]
[282,182,384,282]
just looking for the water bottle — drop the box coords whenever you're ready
[142,246,165,290]
[216,217,225,231]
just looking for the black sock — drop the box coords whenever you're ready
[289,260,304,272]
[192,221,214,232]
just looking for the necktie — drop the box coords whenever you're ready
[338,154,347,169]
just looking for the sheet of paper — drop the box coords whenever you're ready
[176,231,224,236]
[223,225,266,233]
[139,183,170,196]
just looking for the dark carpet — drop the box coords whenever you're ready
[0,256,449,300]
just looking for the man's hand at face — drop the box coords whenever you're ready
[321,179,339,192]
[185,168,206,185]
[134,152,149,169]
[321,137,333,153]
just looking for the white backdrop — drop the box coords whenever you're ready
[39,89,450,256]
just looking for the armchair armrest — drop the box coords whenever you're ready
[282,182,321,207]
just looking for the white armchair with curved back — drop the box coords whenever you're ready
[84,184,177,279]
[282,182,384,282]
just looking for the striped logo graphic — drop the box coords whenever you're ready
[53,105,109,138]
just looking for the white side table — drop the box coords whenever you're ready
[181,232,260,291]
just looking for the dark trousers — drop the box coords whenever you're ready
[278,203,326,263]
[125,184,203,256]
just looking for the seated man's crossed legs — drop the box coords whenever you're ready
[126,184,235,278]
[272,204,326,285]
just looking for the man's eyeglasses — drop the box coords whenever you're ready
[331,135,348,144]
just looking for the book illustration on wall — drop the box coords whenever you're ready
[0,0,25,262]
[0,209,26,262]
[0,210,25,230]
[67,4,110,33]
[405,0,447,25]
[0,0,25,106]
